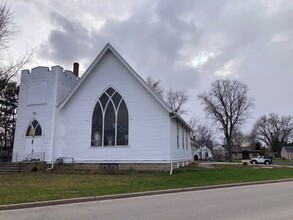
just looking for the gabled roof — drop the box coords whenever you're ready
[282,146,293,153]
[58,43,191,130]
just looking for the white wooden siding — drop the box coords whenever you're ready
[55,51,170,162]
[170,118,192,162]
[12,66,78,162]
[13,46,192,164]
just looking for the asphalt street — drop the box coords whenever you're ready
[1,181,293,220]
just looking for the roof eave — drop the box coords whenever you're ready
[58,43,172,112]
[57,43,190,130]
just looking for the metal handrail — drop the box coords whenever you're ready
[23,152,45,161]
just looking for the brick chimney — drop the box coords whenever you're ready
[73,62,79,77]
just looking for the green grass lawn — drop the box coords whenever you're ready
[1,165,293,205]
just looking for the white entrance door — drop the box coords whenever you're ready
[24,137,42,160]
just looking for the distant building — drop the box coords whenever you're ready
[224,144,260,160]
[213,144,226,161]
[197,145,213,160]
[281,146,293,160]
[192,139,214,160]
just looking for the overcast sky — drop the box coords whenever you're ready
[8,0,293,134]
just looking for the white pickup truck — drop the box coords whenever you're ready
[250,156,272,165]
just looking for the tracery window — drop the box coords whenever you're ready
[26,119,42,136]
[92,87,129,146]
[176,121,179,148]
[182,127,185,149]
[186,129,189,150]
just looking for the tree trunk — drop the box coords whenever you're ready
[226,136,233,162]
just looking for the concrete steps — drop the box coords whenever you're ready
[0,162,27,173]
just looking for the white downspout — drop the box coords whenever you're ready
[46,161,54,171]
[169,114,176,175]
[169,161,173,175]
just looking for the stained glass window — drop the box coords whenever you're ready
[92,87,129,146]
[26,119,42,136]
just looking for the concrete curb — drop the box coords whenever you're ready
[1,178,293,211]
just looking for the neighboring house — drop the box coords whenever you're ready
[231,150,261,160]
[191,138,213,160]
[213,144,226,161]
[196,144,213,160]
[12,43,192,171]
[228,144,260,160]
[281,146,293,160]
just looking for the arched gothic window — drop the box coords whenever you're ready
[26,119,42,136]
[92,87,129,146]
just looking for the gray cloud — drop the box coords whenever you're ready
[32,0,293,127]
[36,0,202,89]
[38,12,96,66]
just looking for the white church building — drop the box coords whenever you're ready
[12,43,192,171]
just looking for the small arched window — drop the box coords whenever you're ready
[92,87,129,146]
[26,119,42,137]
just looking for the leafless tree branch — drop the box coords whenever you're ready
[146,76,189,116]
[165,89,189,116]
[198,79,255,161]
[0,2,15,50]
[146,76,164,98]
[252,113,293,153]
[0,50,33,89]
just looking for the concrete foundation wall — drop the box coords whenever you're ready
[57,160,192,171]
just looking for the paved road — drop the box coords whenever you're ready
[1,181,293,220]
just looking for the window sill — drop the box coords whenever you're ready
[90,145,130,148]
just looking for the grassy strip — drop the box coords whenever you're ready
[1,166,293,205]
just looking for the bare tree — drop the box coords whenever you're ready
[232,128,248,148]
[198,79,254,161]
[146,76,189,116]
[0,52,32,89]
[165,89,189,116]
[231,128,248,159]
[247,129,258,149]
[0,2,14,50]
[146,76,164,98]
[0,3,32,90]
[0,80,18,153]
[252,113,293,154]
[193,123,214,147]
[0,2,32,157]
[188,116,198,136]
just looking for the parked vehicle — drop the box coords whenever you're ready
[250,156,272,165]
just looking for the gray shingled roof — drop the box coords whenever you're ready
[282,146,293,153]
